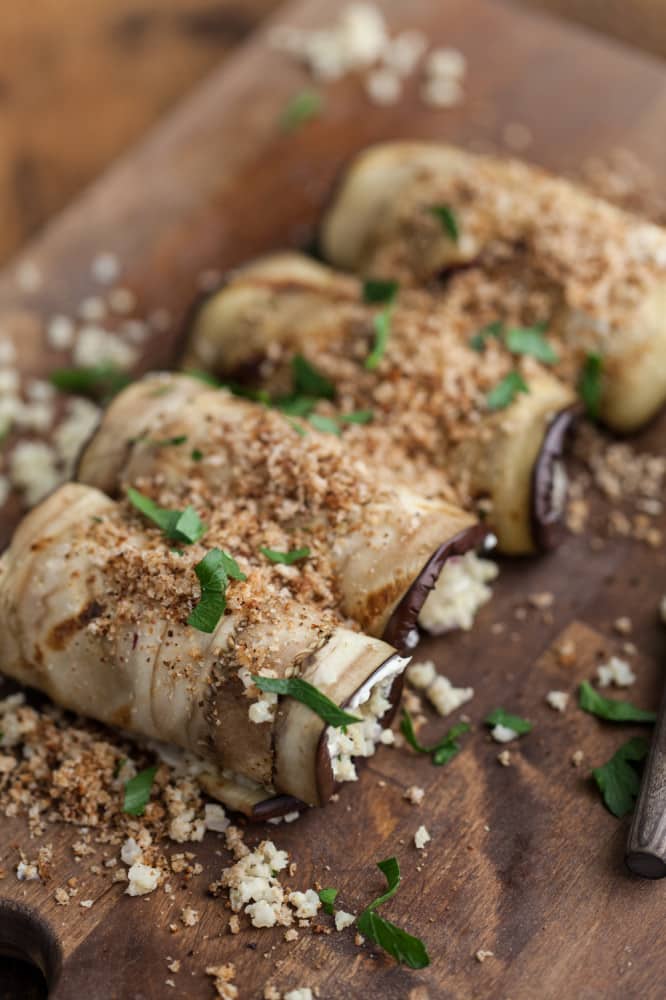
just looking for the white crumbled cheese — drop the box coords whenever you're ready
[246,899,280,928]
[334,909,356,931]
[382,30,427,76]
[379,728,395,745]
[414,825,431,850]
[365,68,401,105]
[120,838,143,866]
[427,675,474,717]
[181,907,200,927]
[80,899,94,909]
[221,840,290,929]
[403,785,425,805]
[491,724,519,744]
[425,47,466,79]
[326,657,407,783]
[125,862,161,896]
[169,810,205,844]
[47,314,75,349]
[284,990,313,1000]
[475,949,494,963]
[204,803,230,833]
[288,889,321,920]
[497,750,511,767]
[9,441,60,506]
[73,326,138,369]
[546,691,569,712]
[91,252,121,285]
[284,810,300,823]
[406,660,436,690]
[248,698,276,725]
[419,552,498,634]
[596,656,636,688]
[16,861,39,881]
[421,76,464,108]
[78,296,107,322]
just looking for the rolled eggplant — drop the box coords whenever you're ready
[321,141,666,431]
[77,373,488,647]
[0,482,409,817]
[183,253,576,555]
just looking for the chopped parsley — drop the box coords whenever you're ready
[250,675,362,728]
[187,548,246,633]
[191,448,204,461]
[504,323,559,364]
[338,409,374,425]
[486,370,529,410]
[123,765,157,816]
[469,320,503,352]
[127,488,206,545]
[428,204,459,243]
[365,305,393,370]
[260,545,310,565]
[362,279,399,304]
[308,413,341,435]
[578,681,656,724]
[592,737,649,818]
[400,710,470,766]
[291,354,335,400]
[357,857,430,969]
[280,89,324,131]
[50,363,132,401]
[318,888,338,915]
[578,352,603,419]
[484,708,533,734]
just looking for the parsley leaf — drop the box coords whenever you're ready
[291,355,335,400]
[357,858,430,969]
[578,352,603,419]
[250,675,362,728]
[338,409,374,425]
[260,546,310,565]
[400,710,470,766]
[469,320,503,352]
[187,548,246,633]
[191,448,204,461]
[428,204,459,242]
[365,306,392,370]
[127,488,206,545]
[308,413,341,435]
[579,682,656,724]
[504,323,559,364]
[362,279,399,304]
[486,370,529,410]
[123,765,157,816]
[50,364,132,401]
[592,737,649,818]
[484,708,532,734]
[318,888,338,915]
[280,89,323,131]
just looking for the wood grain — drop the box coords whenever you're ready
[0,1,665,997]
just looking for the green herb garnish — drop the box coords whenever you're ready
[250,675,362,728]
[400,710,470,766]
[191,448,204,461]
[280,89,323,131]
[486,370,529,410]
[362,279,399,304]
[592,737,649,818]
[504,323,559,364]
[187,548,246,633]
[291,354,335,400]
[578,352,603,419]
[260,545,310,565]
[365,306,392,371]
[484,708,532,734]
[357,858,430,969]
[308,413,341,435]
[50,364,132,400]
[319,888,338,915]
[579,682,656,724]
[338,409,374,425]
[469,320,503,352]
[127,488,206,545]
[428,204,459,243]
[123,765,157,816]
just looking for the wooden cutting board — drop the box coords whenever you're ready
[1,1,665,997]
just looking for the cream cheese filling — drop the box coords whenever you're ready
[417,550,498,635]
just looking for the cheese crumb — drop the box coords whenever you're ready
[206,962,238,1000]
[614,616,632,635]
[91,252,121,285]
[546,691,569,712]
[475,949,494,963]
[284,990,313,1000]
[205,803,229,833]
[414,825,431,850]
[80,899,94,909]
[288,889,321,919]
[571,750,584,768]
[497,750,511,766]
[407,660,474,716]
[125,863,161,896]
[120,838,143,866]
[180,907,199,927]
[596,656,636,688]
[491,724,518,744]
[334,909,356,931]
[403,785,425,805]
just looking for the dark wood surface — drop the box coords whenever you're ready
[0,1,665,997]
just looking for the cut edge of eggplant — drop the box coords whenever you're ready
[530,404,581,552]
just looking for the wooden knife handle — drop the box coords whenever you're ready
[626,679,666,878]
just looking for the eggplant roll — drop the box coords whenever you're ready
[184,253,576,555]
[0,482,412,815]
[77,373,488,646]
[321,142,666,432]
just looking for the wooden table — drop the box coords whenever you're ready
[0,1,665,997]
